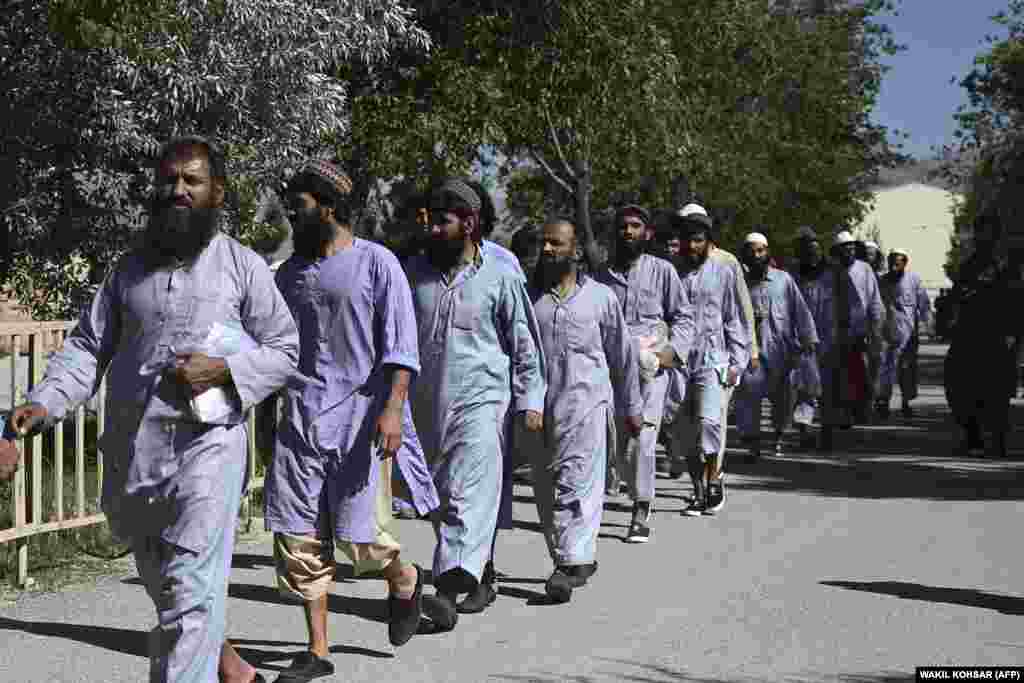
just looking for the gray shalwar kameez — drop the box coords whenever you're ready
[878,270,930,403]
[530,275,642,566]
[593,254,693,504]
[734,267,818,438]
[265,240,438,554]
[670,256,749,464]
[28,233,299,683]
[407,248,546,584]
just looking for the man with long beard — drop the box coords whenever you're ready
[733,233,818,459]
[665,204,757,481]
[593,205,692,543]
[263,160,437,681]
[407,178,546,629]
[528,219,642,603]
[0,137,298,683]
[672,211,749,517]
[876,248,930,419]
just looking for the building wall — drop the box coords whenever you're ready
[858,183,960,294]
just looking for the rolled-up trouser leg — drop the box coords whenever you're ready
[336,458,402,576]
[132,461,244,683]
[274,534,336,603]
[676,367,725,470]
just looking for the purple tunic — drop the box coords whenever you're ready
[265,239,438,543]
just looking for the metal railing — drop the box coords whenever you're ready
[1,322,264,587]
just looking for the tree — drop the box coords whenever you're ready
[2,0,429,318]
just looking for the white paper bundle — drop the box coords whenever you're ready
[188,322,258,424]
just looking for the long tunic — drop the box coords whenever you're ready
[26,233,299,683]
[28,232,299,549]
[265,239,438,543]
[530,275,641,565]
[407,248,546,581]
[593,254,692,502]
[674,256,750,456]
[878,270,930,401]
[735,267,817,436]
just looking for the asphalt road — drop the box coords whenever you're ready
[0,344,1022,682]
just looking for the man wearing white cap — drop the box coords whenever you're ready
[666,204,758,484]
[670,209,750,517]
[877,248,930,419]
[862,240,885,278]
[734,232,818,459]
[820,230,885,449]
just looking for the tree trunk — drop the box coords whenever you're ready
[574,159,603,271]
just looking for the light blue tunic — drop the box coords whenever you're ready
[674,256,750,456]
[265,239,439,544]
[530,275,641,565]
[878,271,930,401]
[593,254,693,502]
[734,267,818,437]
[407,248,546,582]
[27,232,299,683]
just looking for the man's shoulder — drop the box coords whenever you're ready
[711,248,740,267]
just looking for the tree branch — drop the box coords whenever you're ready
[543,105,576,180]
[529,148,575,196]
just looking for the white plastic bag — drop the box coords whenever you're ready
[184,322,258,424]
[635,321,669,383]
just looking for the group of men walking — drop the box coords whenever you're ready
[0,136,934,683]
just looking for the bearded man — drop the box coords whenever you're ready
[876,248,931,419]
[407,178,546,629]
[592,205,693,543]
[1,137,299,683]
[528,218,642,603]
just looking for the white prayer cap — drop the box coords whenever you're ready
[890,247,909,258]
[833,230,856,246]
[744,232,768,247]
[678,203,708,218]
[863,240,879,250]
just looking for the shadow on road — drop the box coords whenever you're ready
[232,553,275,570]
[491,659,913,682]
[0,618,147,658]
[228,583,391,623]
[820,580,1024,616]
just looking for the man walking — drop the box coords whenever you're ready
[666,204,757,481]
[593,205,692,543]
[671,211,749,517]
[407,178,546,629]
[264,160,436,681]
[733,233,818,459]
[1,137,299,683]
[529,219,642,602]
[876,248,931,419]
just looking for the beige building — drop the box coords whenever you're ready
[857,181,960,295]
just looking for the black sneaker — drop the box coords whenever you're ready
[704,476,725,515]
[683,480,705,517]
[773,436,784,456]
[625,520,650,543]
[456,580,496,614]
[545,569,574,603]
[274,652,334,682]
[565,562,598,586]
[421,592,459,632]
[387,563,423,647]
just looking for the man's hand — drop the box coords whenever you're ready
[656,348,678,370]
[523,410,543,432]
[170,353,231,397]
[375,406,403,459]
[8,402,48,439]
[0,439,20,482]
[625,414,644,436]
[749,357,761,371]
[726,366,740,387]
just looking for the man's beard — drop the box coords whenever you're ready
[144,204,220,267]
[745,256,769,278]
[426,235,464,270]
[538,254,573,286]
[617,238,645,262]
[291,212,338,260]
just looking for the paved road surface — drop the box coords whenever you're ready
[1,344,1022,682]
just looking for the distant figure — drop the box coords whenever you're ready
[862,240,886,277]
[876,248,931,419]
[944,273,1020,458]
[510,224,543,282]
